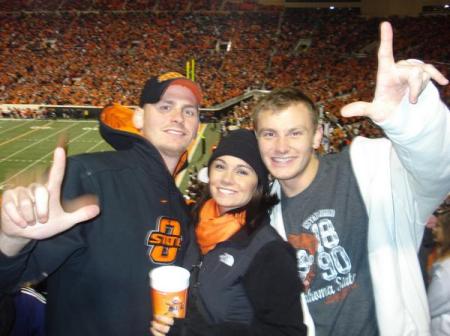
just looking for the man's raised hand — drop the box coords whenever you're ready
[341,21,448,123]
[0,147,100,256]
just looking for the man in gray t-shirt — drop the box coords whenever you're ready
[252,22,450,336]
[281,150,377,335]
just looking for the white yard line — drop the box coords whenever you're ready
[0,122,77,164]
[1,126,93,186]
[67,129,98,147]
[0,121,54,146]
[85,140,107,153]
[0,120,36,135]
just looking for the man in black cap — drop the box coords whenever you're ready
[0,72,202,335]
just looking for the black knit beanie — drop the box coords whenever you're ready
[208,129,268,188]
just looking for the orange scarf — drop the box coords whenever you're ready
[195,199,246,255]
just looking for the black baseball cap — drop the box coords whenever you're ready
[139,72,202,107]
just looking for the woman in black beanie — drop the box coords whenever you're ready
[151,129,307,336]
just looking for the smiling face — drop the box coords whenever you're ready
[209,155,258,215]
[134,84,200,171]
[255,103,322,196]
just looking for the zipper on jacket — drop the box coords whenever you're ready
[189,257,215,323]
[191,257,203,289]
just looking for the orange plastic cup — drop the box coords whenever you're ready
[149,266,190,318]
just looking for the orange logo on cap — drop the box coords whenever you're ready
[147,217,182,264]
[158,72,185,82]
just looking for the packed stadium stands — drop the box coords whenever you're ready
[0,1,449,154]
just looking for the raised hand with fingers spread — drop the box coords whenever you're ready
[341,21,449,123]
[1,147,100,256]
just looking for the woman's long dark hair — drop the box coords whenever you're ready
[192,179,278,233]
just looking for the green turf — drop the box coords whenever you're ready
[0,119,112,192]
[0,119,220,195]
[177,123,221,195]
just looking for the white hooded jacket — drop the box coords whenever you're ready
[270,82,450,336]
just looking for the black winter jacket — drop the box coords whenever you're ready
[169,217,307,336]
[0,105,192,335]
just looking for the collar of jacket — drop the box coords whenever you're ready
[214,215,271,250]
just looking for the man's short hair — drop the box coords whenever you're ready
[252,87,319,129]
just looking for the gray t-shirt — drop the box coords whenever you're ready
[281,149,378,336]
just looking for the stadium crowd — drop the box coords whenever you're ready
[1,7,448,153]
[0,3,450,335]
[1,8,448,106]
[0,4,449,155]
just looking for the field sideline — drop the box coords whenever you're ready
[0,119,219,195]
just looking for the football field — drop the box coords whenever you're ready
[0,119,218,195]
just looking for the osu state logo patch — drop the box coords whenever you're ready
[146,217,182,264]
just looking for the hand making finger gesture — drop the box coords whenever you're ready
[341,21,448,123]
[0,147,100,256]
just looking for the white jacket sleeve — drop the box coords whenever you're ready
[350,82,450,336]
[376,83,450,228]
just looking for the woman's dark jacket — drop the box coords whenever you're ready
[169,215,307,336]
